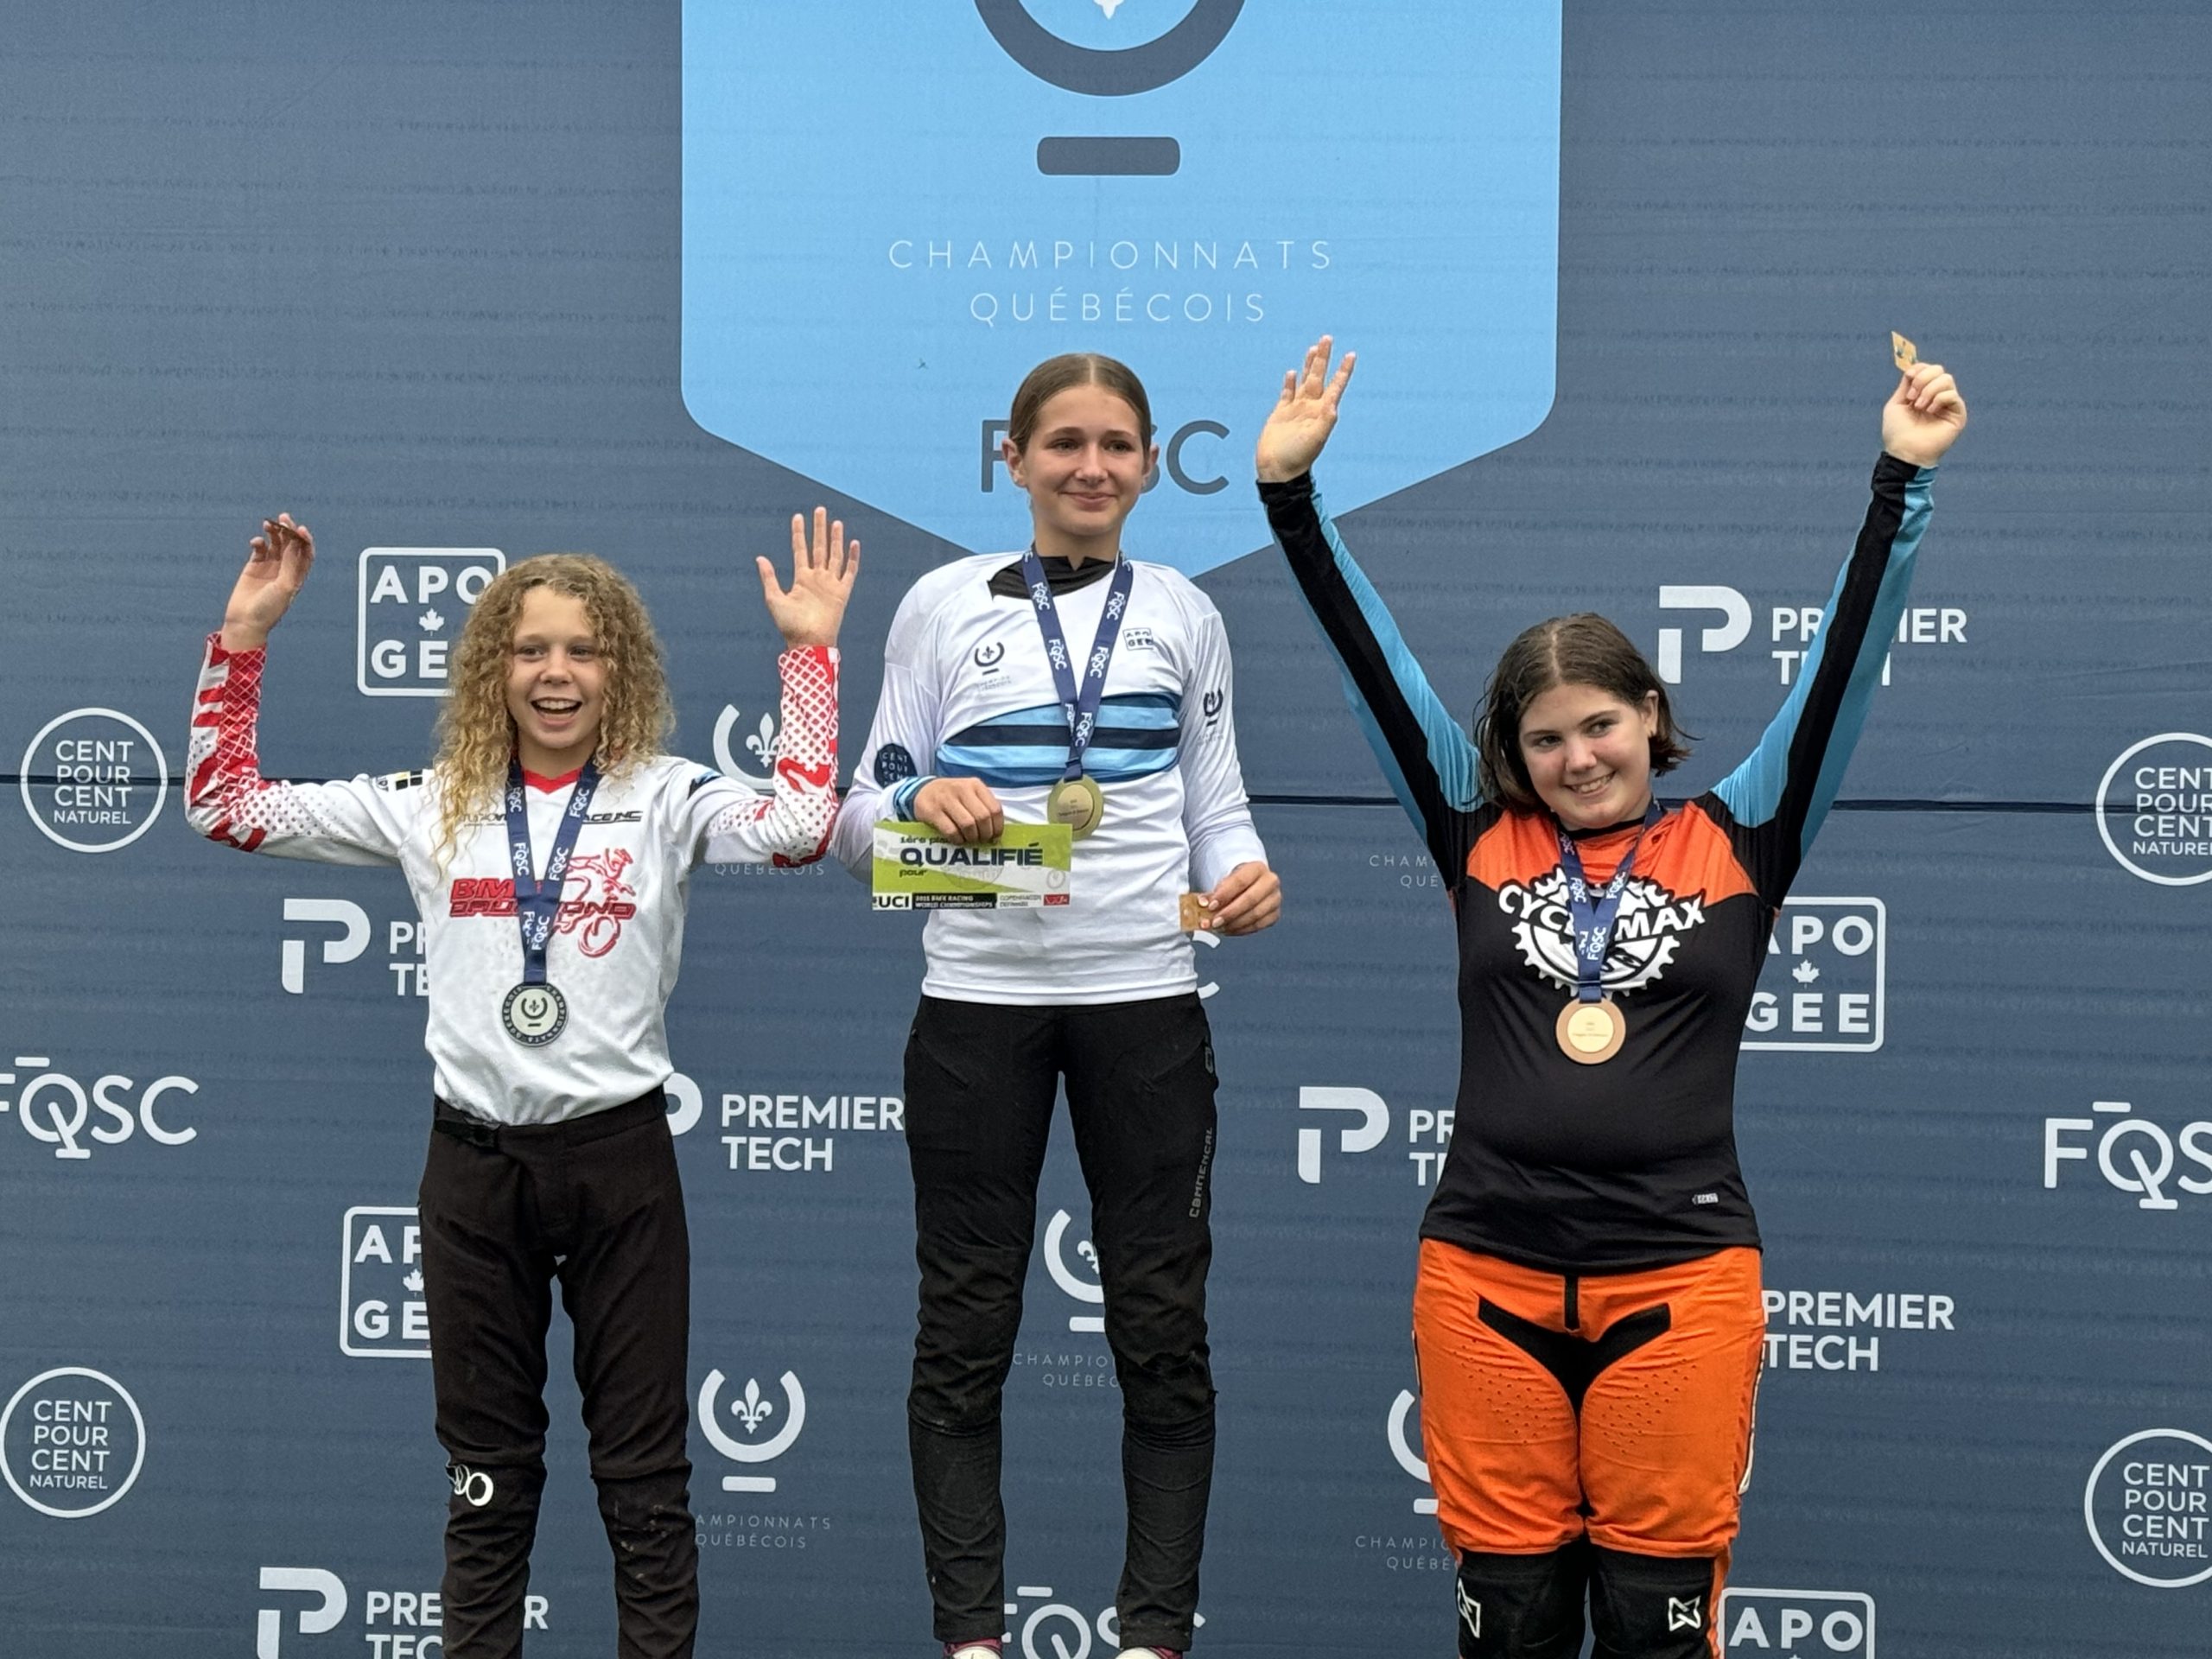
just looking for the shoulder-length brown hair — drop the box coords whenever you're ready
[429,554,673,866]
[1007,352,1156,450]
[1472,613,1693,812]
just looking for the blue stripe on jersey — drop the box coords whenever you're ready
[1303,491,1483,831]
[937,692,1183,788]
[1715,465,1933,852]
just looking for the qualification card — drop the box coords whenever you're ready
[1891,330,1918,370]
[872,821,1073,911]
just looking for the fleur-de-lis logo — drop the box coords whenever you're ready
[697,1369,808,1493]
[732,1376,776,1434]
[712,705,779,788]
[1043,1209,1106,1333]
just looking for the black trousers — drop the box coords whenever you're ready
[904,993,1221,1651]
[417,1090,698,1659]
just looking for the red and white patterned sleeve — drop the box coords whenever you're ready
[186,632,406,865]
[691,645,842,868]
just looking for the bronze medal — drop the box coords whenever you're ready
[1555,997,1625,1065]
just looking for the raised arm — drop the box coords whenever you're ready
[188,515,407,862]
[1713,360,1968,900]
[1256,338,1484,876]
[689,508,856,866]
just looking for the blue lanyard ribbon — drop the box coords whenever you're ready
[1552,800,1663,1004]
[1019,549,1136,784]
[504,757,601,985]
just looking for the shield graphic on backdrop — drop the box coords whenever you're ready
[683,1,1560,576]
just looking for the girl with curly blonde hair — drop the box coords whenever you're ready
[186,511,858,1658]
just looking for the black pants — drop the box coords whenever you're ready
[904,993,1220,1651]
[418,1090,698,1659]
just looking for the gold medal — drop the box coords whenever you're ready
[1555,997,1625,1065]
[1046,774,1105,840]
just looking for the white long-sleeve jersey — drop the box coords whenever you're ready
[830,554,1266,1004]
[188,632,840,1124]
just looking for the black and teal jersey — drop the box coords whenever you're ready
[1262,456,1935,1271]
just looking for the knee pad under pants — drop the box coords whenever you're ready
[1455,1544,1589,1659]
[441,1459,546,1659]
[1587,1546,1723,1659]
[594,1467,699,1659]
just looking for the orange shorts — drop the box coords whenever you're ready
[1412,1239,1764,1563]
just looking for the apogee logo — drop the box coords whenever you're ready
[2,1367,146,1518]
[2,1055,198,1161]
[18,709,168,853]
[357,548,504,696]
[1720,1589,1874,1655]
[2044,1100,2212,1212]
[1001,1578,1205,1659]
[1296,1086,1389,1184]
[342,1207,428,1359]
[2084,1430,2212,1588]
[1656,585,1967,686]
[683,1,1560,575]
[2095,734,2212,887]
[698,1369,806,1494]
[255,1568,346,1658]
[1744,898,1884,1052]
[1386,1389,1438,1516]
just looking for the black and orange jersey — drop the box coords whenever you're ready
[1261,456,1936,1272]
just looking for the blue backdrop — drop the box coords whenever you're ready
[3,3,2208,1656]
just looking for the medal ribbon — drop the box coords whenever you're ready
[1553,799,1663,1004]
[1019,549,1136,784]
[504,757,601,987]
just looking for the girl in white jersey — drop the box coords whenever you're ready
[187,511,856,1659]
[831,354,1280,1659]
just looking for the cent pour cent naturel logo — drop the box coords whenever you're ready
[2096,734,2212,887]
[2085,1430,2212,1587]
[2,1367,146,1518]
[18,709,168,853]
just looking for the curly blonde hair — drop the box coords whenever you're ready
[429,554,674,867]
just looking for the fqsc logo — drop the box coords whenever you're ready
[2,1055,199,1162]
[1720,1589,1875,1656]
[358,549,505,696]
[2044,1100,2212,1213]
[683,1,1560,575]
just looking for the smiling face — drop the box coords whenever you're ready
[1516,681,1661,830]
[1001,383,1159,559]
[504,585,606,776]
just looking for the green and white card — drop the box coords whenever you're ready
[871,821,1074,911]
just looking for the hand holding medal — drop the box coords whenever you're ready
[1881,337,1968,469]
